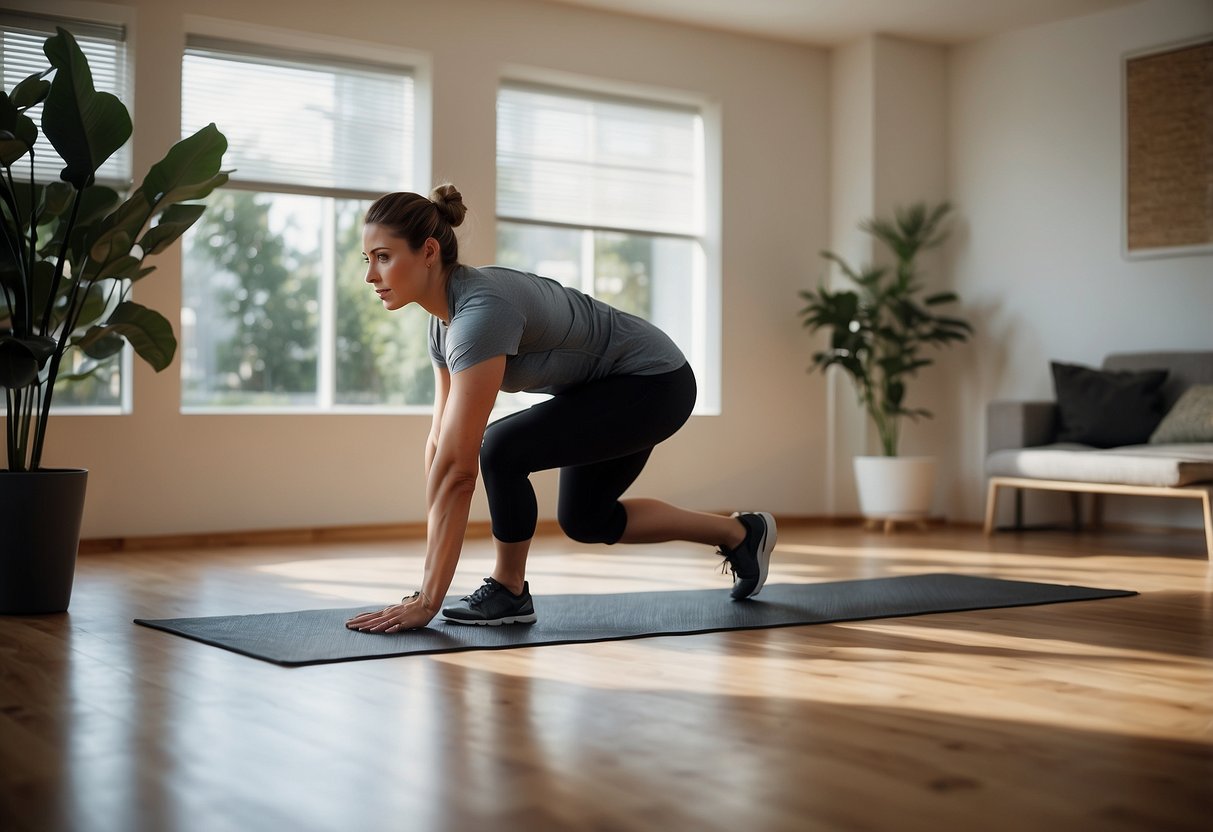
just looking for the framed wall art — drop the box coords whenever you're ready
[1123,35,1213,258]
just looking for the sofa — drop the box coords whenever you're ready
[983,351,1213,556]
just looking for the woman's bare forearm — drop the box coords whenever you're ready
[415,357,502,615]
[418,458,477,612]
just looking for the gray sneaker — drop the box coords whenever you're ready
[440,577,537,625]
[720,512,777,600]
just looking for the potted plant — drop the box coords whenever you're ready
[0,28,229,613]
[798,202,972,526]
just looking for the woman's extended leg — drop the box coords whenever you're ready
[617,498,746,548]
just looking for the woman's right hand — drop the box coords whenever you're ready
[345,591,436,633]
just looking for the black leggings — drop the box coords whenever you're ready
[479,362,697,544]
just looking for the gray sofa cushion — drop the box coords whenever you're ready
[986,443,1213,487]
[1150,384,1213,444]
[1104,352,1213,411]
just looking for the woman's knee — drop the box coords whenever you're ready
[479,422,525,479]
[557,503,625,545]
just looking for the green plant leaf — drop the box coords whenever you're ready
[25,334,57,365]
[85,190,149,262]
[933,315,974,333]
[98,254,142,280]
[74,184,122,224]
[0,234,20,296]
[0,92,14,129]
[89,229,130,267]
[140,124,229,209]
[923,291,958,306]
[39,181,75,221]
[101,300,176,371]
[41,27,133,188]
[0,335,39,387]
[12,71,53,110]
[56,184,120,259]
[0,112,37,167]
[0,92,36,165]
[29,260,57,324]
[819,250,865,285]
[0,334,53,383]
[71,283,110,329]
[56,361,106,383]
[76,325,125,359]
[139,203,207,255]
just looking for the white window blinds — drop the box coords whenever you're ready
[182,37,414,195]
[0,12,130,185]
[497,82,703,236]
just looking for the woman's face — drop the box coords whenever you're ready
[362,223,430,312]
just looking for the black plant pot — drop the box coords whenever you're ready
[0,468,88,614]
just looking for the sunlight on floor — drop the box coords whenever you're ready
[229,533,1213,750]
[249,551,805,601]
[248,540,1208,604]
[426,621,1213,744]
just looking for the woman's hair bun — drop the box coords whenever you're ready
[429,183,467,228]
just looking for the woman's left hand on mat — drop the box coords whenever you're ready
[345,592,435,633]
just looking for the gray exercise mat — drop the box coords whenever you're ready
[133,573,1135,667]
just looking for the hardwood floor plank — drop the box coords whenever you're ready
[0,525,1210,831]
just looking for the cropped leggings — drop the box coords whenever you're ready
[479,362,697,544]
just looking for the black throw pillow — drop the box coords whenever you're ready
[1050,361,1168,447]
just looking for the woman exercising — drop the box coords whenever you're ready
[345,184,776,633]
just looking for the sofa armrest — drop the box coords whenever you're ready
[987,400,1059,454]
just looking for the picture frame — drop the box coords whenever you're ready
[1122,35,1213,259]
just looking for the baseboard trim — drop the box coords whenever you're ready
[80,514,928,554]
[74,506,1209,556]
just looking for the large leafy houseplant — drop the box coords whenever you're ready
[0,27,228,471]
[798,202,972,457]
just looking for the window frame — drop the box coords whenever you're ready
[178,20,434,416]
[494,69,722,415]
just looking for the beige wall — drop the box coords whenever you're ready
[14,0,1211,538]
[21,0,831,538]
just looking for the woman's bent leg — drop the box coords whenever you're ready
[492,538,531,596]
[616,498,746,548]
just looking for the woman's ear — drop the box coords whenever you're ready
[425,237,442,265]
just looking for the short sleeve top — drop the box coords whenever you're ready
[428,265,686,395]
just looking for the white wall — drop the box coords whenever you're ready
[948,0,1213,523]
[20,0,831,538]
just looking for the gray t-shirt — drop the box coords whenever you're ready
[428,264,686,395]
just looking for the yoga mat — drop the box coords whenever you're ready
[134,573,1135,667]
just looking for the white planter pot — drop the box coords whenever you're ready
[853,456,937,520]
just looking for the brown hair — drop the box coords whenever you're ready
[364,183,467,267]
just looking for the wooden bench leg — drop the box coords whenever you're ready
[1091,493,1105,530]
[983,479,1000,536]
[1202,490,1213,560]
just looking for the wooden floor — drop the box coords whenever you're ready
[1,523,1211,832]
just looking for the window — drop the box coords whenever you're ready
[180,37,425,410]
[0,11,131,410]
[496,81,716,411]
